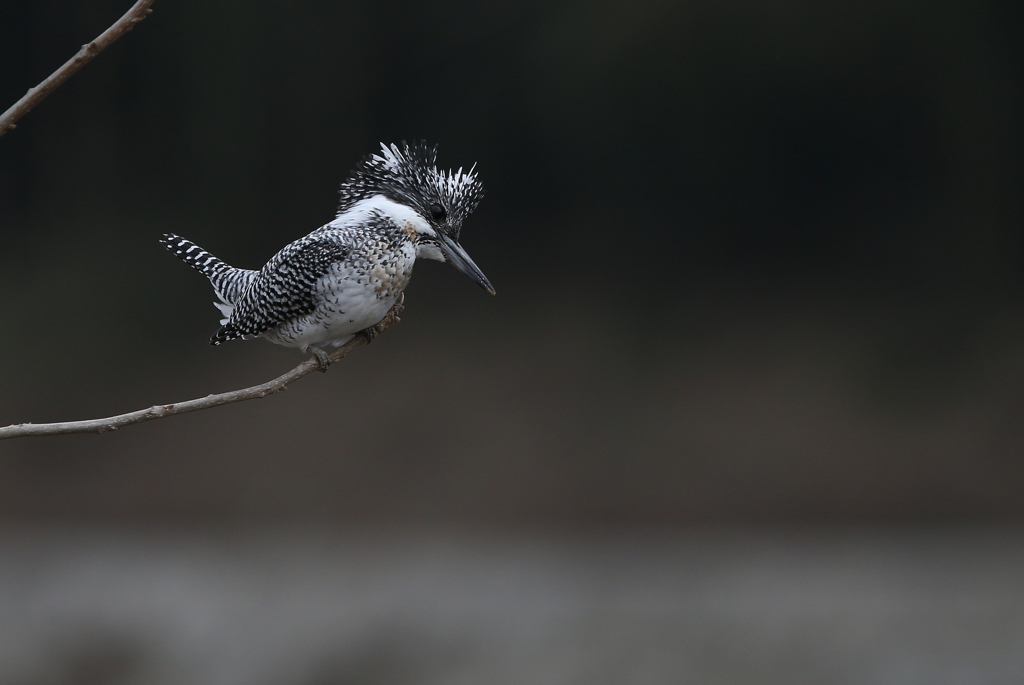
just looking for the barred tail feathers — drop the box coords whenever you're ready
[210,323,243,346]
[160,233,257,321]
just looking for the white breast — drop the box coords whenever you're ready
[263,241,417,350]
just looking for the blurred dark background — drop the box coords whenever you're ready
[3,0,1024,523]
[3,1,1024,682]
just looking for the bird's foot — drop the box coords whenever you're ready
[308,345,331,373]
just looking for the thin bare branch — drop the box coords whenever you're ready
[0,298,404,440]
[0,0,156,137]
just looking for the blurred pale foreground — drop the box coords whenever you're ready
[1,525,1022,685]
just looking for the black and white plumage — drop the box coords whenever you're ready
[161,142,491,364]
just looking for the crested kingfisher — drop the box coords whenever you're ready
[161,141,493,369]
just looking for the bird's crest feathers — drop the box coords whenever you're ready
[338,141,484,239]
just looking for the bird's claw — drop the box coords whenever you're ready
[309,346,331,373]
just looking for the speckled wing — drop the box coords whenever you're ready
[211,235,350,345]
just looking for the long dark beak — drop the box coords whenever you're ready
[437,232,495,295]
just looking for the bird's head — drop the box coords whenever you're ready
[338,141,493,294]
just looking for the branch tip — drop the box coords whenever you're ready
[0,0,158,138]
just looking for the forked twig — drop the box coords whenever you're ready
[0,298,404,440]
[0,0,156,137]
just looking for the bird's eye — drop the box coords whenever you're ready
[428,204,447,222]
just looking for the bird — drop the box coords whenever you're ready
[160,141,493,371]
